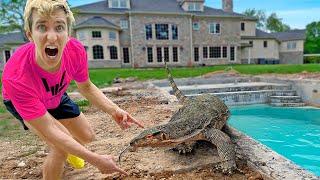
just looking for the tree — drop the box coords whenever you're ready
[304,21,320,54]
[243,8,266,30]
[266,13,290,32]
[0,0,79,34]
[0,0,26,34]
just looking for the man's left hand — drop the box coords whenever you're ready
[112,108,144,130]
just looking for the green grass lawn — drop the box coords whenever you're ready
[1,63,320,140]
[79,64,320,89]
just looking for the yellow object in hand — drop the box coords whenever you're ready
[67,154,85,169]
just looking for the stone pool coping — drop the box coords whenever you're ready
[225,125,319,180]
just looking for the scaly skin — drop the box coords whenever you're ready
[120,62,236,173]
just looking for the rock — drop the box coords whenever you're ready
[17,161,26,167]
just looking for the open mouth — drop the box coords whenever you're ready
[45,45,58,59]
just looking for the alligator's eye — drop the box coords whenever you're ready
[147,134,153,139]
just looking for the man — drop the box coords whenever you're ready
[2,0,144,179]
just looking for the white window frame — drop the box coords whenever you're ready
[111,0,127,8]
[287,41,297,50]
[172,46,179,63]
[109,31,117,41]
[120,20,128,29]
[92,31,102,38]
[188,2,201,11]
[193,22,200,31]
[146,46,154,63]
[209,23,220,34]
[78,31,86,41]
[229,46,236,62]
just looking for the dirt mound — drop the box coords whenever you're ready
[0,81,264,179]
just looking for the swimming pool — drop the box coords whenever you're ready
[228,105,320,176]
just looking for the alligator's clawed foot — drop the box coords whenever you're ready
[214,160,236,175]
[171,143,194,154]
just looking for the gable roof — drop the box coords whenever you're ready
[74,0,247,18]
[74,16,120,30]
[270,29,306,41]
[242,29,306,42]
[0,32,26,48]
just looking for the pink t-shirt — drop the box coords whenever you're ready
[2,38,89,121]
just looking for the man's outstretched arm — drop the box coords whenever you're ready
[25,113,128,175]
[76,79,144,129]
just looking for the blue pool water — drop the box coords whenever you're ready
[228,105,320,176]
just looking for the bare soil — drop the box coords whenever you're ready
[5,71,318,179]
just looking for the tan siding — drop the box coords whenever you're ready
[280,40,304,52]
[240,21,256,36]
[241,39,279,59]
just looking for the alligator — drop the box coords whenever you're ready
[119,62,236,173]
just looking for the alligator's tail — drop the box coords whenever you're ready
[164,62,186,103]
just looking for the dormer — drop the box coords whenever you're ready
[179,0,205,12]
[108,0,130,9]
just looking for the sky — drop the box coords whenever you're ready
[68,0,320,29]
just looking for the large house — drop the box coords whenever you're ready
[0,0,306,69]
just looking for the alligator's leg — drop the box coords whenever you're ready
[172,142,196,154]
[203,128,236,174]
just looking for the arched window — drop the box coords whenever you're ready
[109,46,118,59]
[93,45,104,59]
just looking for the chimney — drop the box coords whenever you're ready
[222,0,233,12]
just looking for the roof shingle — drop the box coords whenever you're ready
[74,16,120,30]
[74,0,246,18]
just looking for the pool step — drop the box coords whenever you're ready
[269,95,304,107]
[157,80,304,106]
[269,102,305,107]
[162,82,292,95]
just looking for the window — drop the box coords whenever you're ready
[4,50,11,62]
[209,23,220,34]
[109,31,116,40]
[209,47,221,58]
[111,0,119,7]
[172,25,178,40]
[155,24,169,40]
[263,41,268,48]
[241,22,245,31]
[213,47,221,58]
[194,47,199,62]
[109,46,118,59]
[111,0,127,8]
[287,42,297,50]
[193,22,200,30]
[172,47,178,62]
[230,46,235,61]
[249,41,253,46]
[164,47,169,62]
[92,31,102,38]
[188,2,201,11]
[120,0,126,7]
[203,47,208,59]
[123,47,129,63]
[120,20,128,29]
[93,45,104,59]
[157,47,162,62]
[78,32,86,41]
[147,47,153,63]
[145,24,152,40]
[222,46,227,58]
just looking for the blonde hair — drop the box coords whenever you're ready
[24,0,75,34]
